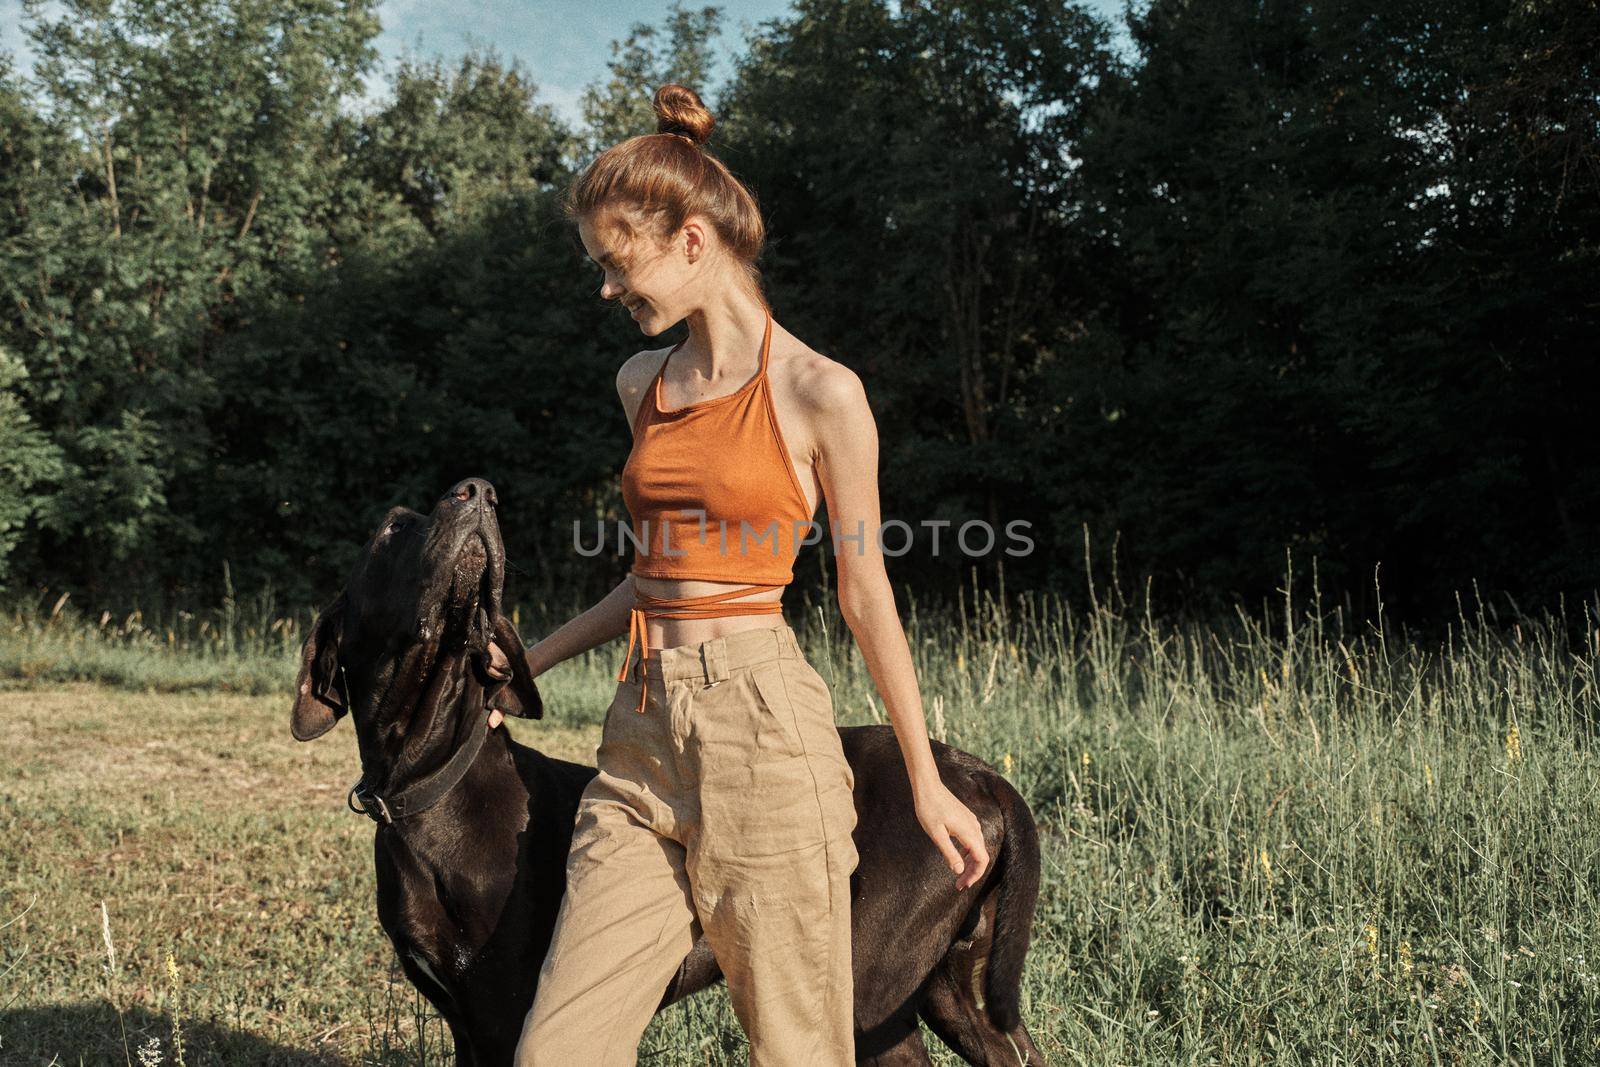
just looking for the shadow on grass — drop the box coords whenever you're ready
[0,1002,348,1066]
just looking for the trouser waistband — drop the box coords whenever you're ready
[621,622,803,687]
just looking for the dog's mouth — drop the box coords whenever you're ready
[444,530,503,653]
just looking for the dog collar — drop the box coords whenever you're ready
[344,665,494,826]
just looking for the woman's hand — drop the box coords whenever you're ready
[484,640,512,730]
[913,781,991,890]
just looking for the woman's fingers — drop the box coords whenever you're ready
[931,826,965,877]
[916,786,993,889]
[484,643,507,729]
[485,639,511,680]
[954,818,991,890]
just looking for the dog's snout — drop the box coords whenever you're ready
[447,478,497,509]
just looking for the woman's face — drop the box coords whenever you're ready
[578,211,698,336]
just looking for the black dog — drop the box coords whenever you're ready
[290,477,1048,1065]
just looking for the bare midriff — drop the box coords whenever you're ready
[629,574,787,652]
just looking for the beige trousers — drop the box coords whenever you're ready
[514,623,859,1067]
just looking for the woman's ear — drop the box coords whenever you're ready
[486,613,543,720]
[290,591,348,741]
[679,215,710,263]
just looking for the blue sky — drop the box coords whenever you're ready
[2,0,1133,125]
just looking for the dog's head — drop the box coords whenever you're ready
[289,477,542,742]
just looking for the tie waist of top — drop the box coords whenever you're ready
[618,582,786,713]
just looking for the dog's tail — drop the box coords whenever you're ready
[982,781,1042,1033]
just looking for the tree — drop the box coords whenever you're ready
[579,2,726,150]
[2,0,380,601]
[719,0,1114,586]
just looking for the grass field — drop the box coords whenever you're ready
[2,572,1598,1064]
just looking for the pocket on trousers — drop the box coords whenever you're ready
[596,678,647,768]
[697,752,827,857]
[746,660,808,761]
[774,657,855,794]
[608,676,646,716]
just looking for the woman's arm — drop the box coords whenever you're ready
[484,575,637,726]
[807,363,991,891]
[522,575,638,676]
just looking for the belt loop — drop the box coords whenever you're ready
[702,637,728,685]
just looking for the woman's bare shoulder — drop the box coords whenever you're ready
[616,344,676,430]
[777,340,867,415]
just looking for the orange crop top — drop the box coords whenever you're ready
[616,309,814,711]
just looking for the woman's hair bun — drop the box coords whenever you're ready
[653,83,714,147]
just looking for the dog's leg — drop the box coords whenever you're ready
[856,1024,935,1066]
[396,950,478,1066]
[917,922,1048,1067]
[443,1016,478,1067]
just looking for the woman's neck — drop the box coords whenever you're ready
[676,291,772,380]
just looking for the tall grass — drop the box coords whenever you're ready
[0,572,304,694]
[812,555,1600,1064]
[0,571,607,700]
[3,552,1598,1063]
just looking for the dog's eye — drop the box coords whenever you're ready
[384,519,404,536]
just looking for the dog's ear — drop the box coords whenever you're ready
[290,592,348,741]
[487,613,543,720]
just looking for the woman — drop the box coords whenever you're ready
[491,83,989,1067]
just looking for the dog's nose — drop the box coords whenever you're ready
[447,478,497,509]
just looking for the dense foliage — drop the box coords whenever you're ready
[1,0,1594,623]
